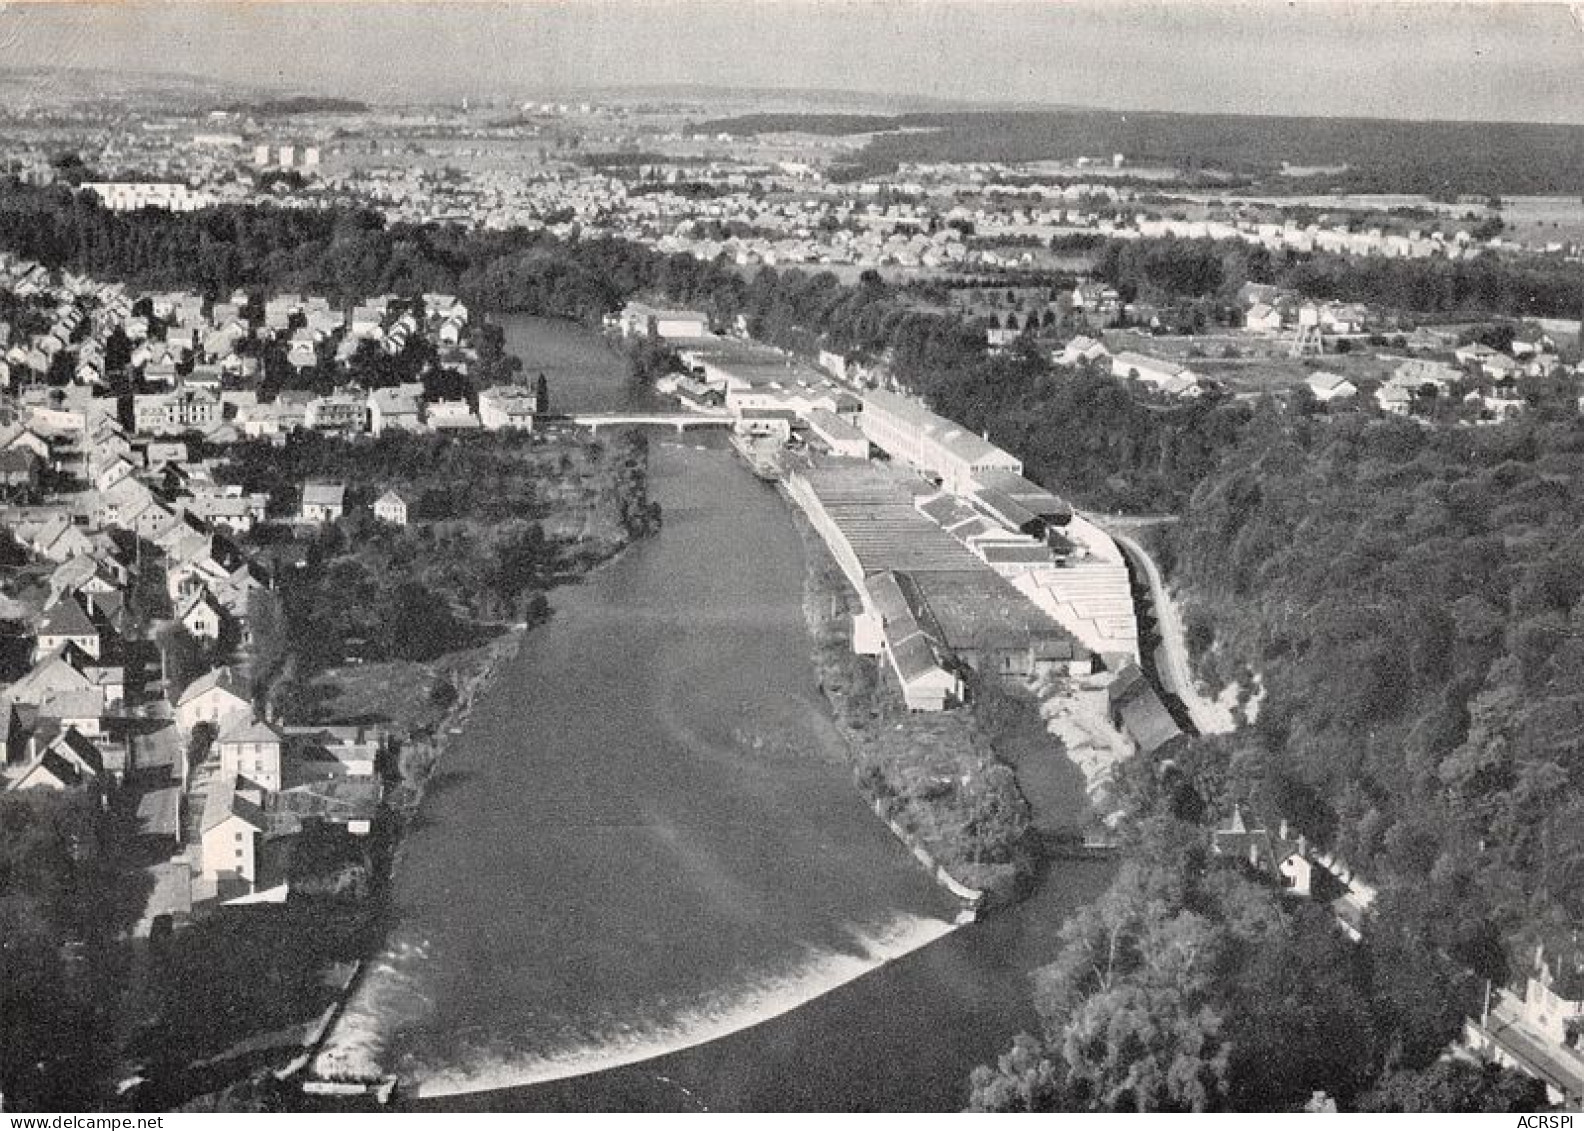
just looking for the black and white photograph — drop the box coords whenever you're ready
[0,0,1581,1116]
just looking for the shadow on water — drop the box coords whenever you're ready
[411,768,472,801]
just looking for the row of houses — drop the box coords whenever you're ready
[0,249,480,410]
[0,375,391,928]
[123,381,542,441]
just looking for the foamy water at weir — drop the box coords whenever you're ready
[312,933,433,1081]
[410,912,958,1099]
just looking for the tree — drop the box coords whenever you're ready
[535,371,549,413]
[0,793,120,1109]
[157,622,210,702]
[50,152,91,186]
[1024,829,1233,1112]
[1224,906,1380,1108]
[1359,1061,1547,1113]
[104,325,132,374]
[1053,907,1230,1112]
[967,1034,1063,1112]
[381,580,465,662]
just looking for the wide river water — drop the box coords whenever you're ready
[314,315,1115,1111]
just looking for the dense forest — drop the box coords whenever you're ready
[1091,237,1584,322]
[970,405,1584,1111]
[1163,408,1584,975]
[693,109,1584,196]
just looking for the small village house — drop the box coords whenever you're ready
[300,481,346,524]
[373,489,408,527]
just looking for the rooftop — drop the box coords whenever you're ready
[302,481,345,507]
[795,463,986,576]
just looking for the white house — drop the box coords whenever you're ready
[1305,371,1359,402]
[1055,335,1111,367]
[859,573,961,712]
[477,386,538,431]
[215,714,284,793]
[1244,303,1283,333]
[176,666,252,734]
[7,729,104,793]
[373,489,408,527]
[198,775,267,887]
[176,588,227,641]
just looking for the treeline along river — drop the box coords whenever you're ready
[314,316,1115,1111]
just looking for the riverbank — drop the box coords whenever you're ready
[179,561,646,1111]
[790,504,1039,905]
[166,429,663,1110]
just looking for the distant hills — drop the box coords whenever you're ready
[690,108,1584,197]
[0,65,257,108]
[557,83,1009,115]
[222,96,370,117]
[0,66,360,116]
[2,63,1576,197]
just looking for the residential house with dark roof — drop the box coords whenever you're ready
[176,588,227,642]
[477,385,539,432]
[0,698,30,768]
[34,595,101,662]
[1107,662,1186,758]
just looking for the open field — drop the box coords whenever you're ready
[1497,196,1584,247]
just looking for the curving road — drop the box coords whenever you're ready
[1105,527,1236,737]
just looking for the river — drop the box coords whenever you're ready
[314,314,1116,1111]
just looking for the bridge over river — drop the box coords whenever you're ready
[554,411,734,433]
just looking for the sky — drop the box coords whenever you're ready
[0,1,1580,123]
